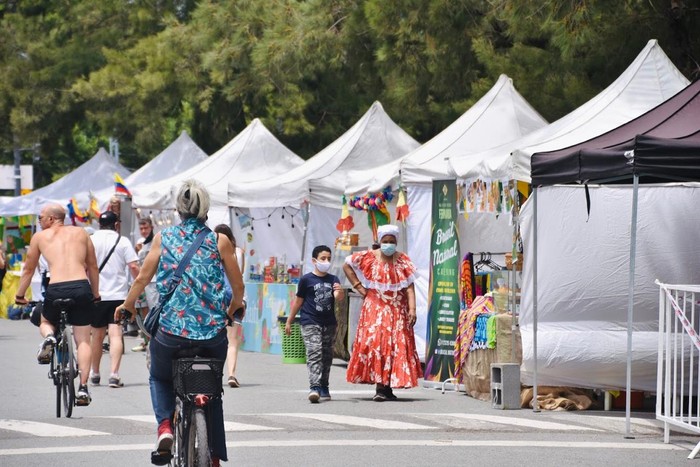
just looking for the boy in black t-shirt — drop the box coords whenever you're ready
[285,245,344,403]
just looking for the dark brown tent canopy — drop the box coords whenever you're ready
[532,80,700,185]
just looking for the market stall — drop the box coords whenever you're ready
[446,39,689,401]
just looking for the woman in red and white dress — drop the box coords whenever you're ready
[343,224,423,401]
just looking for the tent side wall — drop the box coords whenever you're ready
[519,184,700,391]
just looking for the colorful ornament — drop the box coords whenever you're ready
[396,188,409,223]
[336,195,355,233]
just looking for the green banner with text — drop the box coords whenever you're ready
[424,180,460,382]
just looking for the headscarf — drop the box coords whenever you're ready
[377,224,400,243]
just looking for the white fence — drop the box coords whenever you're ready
[656,281,700,459]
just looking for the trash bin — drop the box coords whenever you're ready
[277,316,306,364]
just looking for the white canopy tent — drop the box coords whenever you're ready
[92,130,208,208]
[0,148,130,217]
[388,75,548,359]
[130,119,304,264]
[449,40,689,182]
[87,131,208,240]
[228,102,419,270]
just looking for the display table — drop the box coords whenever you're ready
[240,282,297,355]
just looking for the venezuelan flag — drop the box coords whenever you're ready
[115,173,131,197]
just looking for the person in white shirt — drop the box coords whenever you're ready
[89,211,139,388]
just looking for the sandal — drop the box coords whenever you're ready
[228,376,240,388]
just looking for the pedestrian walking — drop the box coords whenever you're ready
[89,211,139,388]
[343,224,422,401]
[286,245,343,403]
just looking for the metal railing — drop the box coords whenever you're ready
[656,280,700,459]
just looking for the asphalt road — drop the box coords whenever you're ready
[0,318,696,466]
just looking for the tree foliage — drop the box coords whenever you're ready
[1,0,698,189]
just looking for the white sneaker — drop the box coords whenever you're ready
[76,385,91,406]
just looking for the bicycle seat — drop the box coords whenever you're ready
[52,298,75,310]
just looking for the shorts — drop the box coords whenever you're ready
[43,279,96,327]
[92,300,122,328]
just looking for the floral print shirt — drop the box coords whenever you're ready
[157,218,226,340]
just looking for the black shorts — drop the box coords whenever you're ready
[92,300,122,328]
[42,279,96,327]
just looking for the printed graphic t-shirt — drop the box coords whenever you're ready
[296,272,339,326]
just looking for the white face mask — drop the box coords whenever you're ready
[315,260,331,273]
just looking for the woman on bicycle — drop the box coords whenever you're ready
[117,179,244,465]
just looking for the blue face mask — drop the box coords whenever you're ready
[380,243,396,256]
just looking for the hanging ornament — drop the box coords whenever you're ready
[336,195,355,233]
[395,187,409,224]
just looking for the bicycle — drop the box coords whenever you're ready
[46,298,79,418]
[151,350,225,466]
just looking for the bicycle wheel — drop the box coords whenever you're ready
[187,408,210,466]
[62,328,76,418]
[172,405,184,467]
[53,349,61,418]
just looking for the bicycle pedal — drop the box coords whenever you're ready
[150,450,172,466]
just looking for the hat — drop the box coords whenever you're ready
[377,224,399,243]
[99,211,119,227]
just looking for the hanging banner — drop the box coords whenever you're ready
[424,180,460,382]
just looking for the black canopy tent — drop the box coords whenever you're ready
[529,79,700,437]
[532,79,700,185]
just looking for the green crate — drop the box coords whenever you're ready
[279,317,306,364]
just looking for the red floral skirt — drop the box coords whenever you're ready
[346,290,423,388]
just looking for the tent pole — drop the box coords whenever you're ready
[625,174,639,439]
[511,182,517,363]
[228,206,234,228]
[532,187,539,413]
[299,203,310,273]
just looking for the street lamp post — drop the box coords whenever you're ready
[13,144,21,197]
[11,137,40,197]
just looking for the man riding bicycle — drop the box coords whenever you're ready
[15,203,101,406]
[117,180,244,465]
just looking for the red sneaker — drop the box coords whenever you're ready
[212,457,221,467]
[156,419,173,451]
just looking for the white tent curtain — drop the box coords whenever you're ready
[519,184,700,392]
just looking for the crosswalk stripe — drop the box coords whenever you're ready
[556,414,661,429]
[0,439,689,456]
[0,419,108,437]
[435,414,602,431]
[270,413,437,430]
[98,415,280,432]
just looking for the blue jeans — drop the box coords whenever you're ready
[149,328,228,461]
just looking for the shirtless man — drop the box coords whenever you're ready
[15,203,100,406]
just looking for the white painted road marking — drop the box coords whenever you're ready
[0,419,108,437]
[98,414,281,432]
[435,413,602,431]
[0,439,688,456]
[270,413,437,430]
